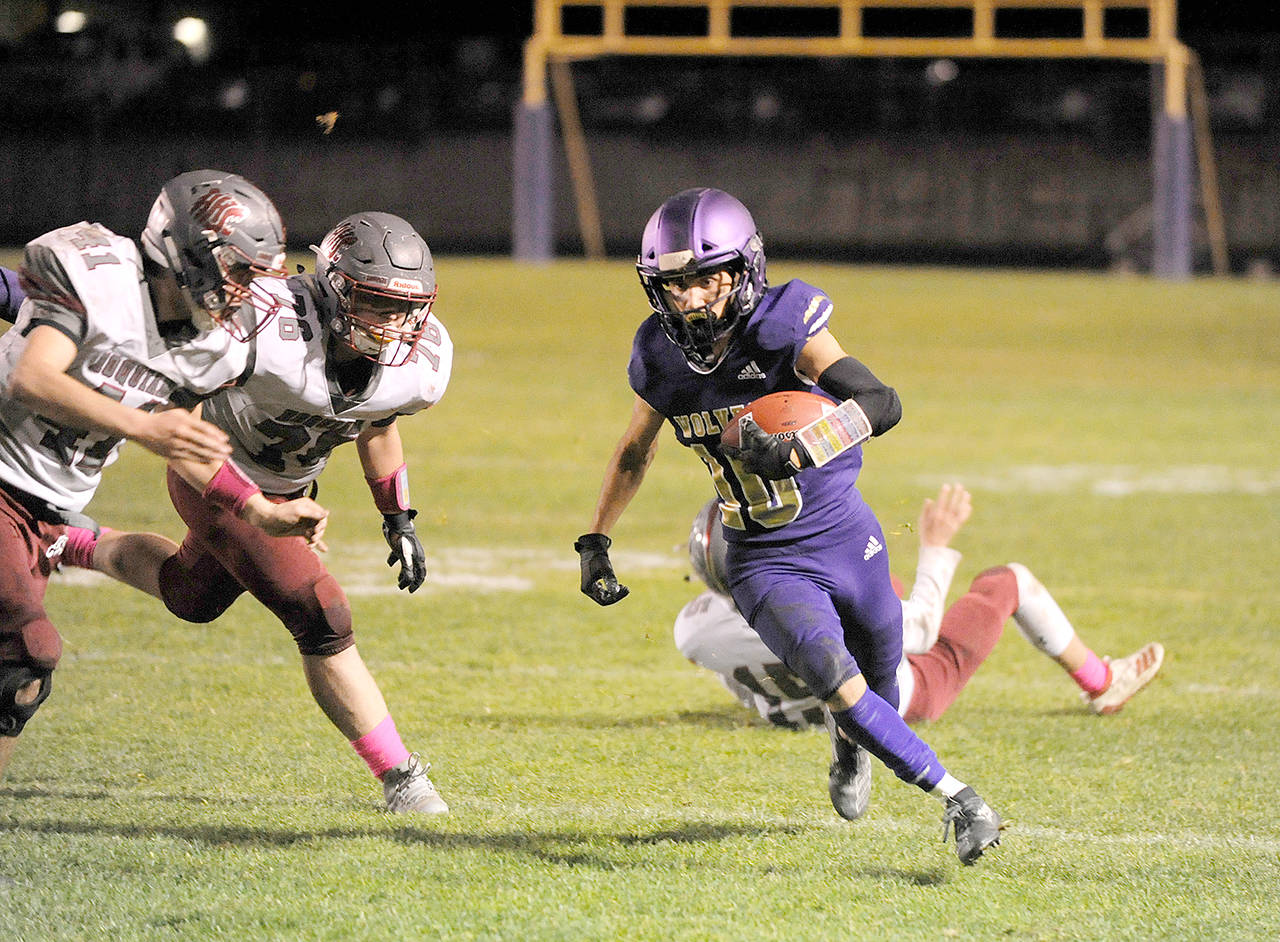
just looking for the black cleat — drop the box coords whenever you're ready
[941,786,1002,865]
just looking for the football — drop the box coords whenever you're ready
[720,390,835,450]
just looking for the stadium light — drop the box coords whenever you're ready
[173,16,210,63]
[54,10,87,33]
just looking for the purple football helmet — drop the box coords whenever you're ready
[636,188,767,373]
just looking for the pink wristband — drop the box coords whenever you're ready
[367,463,410,514]
[202,461,262,515]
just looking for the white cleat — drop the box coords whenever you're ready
[382,753,449,814]
[1085,642,1165,715]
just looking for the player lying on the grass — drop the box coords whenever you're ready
[576,186,1001,864]
[0,170,325,781]
[679,483,1165,737]
[52,212,455,815]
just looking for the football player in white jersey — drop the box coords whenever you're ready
[62,212,456,814]
[677,483,1165,736]
[0,170,327,780]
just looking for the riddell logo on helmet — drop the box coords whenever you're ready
[191,189,247,236]
[388,277,424,292]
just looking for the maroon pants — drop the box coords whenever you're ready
[903,566,1018,724]
[160,468,354,656]
[0,484,65,670]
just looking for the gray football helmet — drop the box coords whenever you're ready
[140,169,287,339]
[688,497,731,596]
[311,211,436,367]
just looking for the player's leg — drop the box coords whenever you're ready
[0,505,62,780]
[1008,563,1164,714]
[903,566,1016,724]
[166,467,447,813]
[60,526,179,600]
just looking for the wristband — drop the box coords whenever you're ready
[202,460,262,515]
[367,463,410,514]
[795,399,872,468]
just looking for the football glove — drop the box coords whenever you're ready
[732,415,813,480]
[574,532,629,606]
[382,510,426,593]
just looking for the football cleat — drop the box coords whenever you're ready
[382,753,449,815]
[823,708,871,821]
[941,786,1003,865]
[1085,642,1165,715]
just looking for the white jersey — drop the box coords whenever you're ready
[201,275,453,494]
[0,222,251,513]
[673,544,962,726]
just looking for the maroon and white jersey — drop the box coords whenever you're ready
[201,275,453,494]
[0,222,252,512]
[673,543,962,726]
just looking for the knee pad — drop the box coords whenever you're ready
[0,664,53,736]
[284,573,353,656]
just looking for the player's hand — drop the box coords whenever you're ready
[244,495,329,551]
[574,533,629,605]
[731,416,812,480]
[137,409,232,463]
[382,510,426,593]
[918,483,972,548]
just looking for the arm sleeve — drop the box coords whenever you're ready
[815,356,902,436]
[899,545,962,654]
[18,244,89,344]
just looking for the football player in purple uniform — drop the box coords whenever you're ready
[0,170,325,781]
[576,188,1002,864]
[678,483,1166,728]
[61,212,455,814]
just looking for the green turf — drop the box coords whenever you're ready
[1,254,1278,940]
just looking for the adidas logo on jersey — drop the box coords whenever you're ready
[863,535,883,561]
[737,360,766,381]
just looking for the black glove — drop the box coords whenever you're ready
[382,510,426,593]
[574,532,629,606]
[732,415,812,480]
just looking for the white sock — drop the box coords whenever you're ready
[1008,562,1077,658]
[931,773,966,801]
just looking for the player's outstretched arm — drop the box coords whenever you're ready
[577,394,665,606]
[9,326,232,464]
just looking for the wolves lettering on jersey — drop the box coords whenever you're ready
[0,223,251,513]
[628,279,864,543]
[201,275,453,495]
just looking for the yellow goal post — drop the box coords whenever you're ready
[512,0,1224,277]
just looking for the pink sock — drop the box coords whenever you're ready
[62,526,112,569]
[1071,651,1111,696]
[350,714,411,779]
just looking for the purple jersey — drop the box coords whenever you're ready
[629,279,865,542]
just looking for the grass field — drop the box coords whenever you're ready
[1,253,1277,940]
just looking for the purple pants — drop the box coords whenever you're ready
[725,503,903,704]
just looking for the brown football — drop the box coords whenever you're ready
[721,390,835,450]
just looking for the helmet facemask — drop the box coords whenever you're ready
[640,259,746,373]
[324,266,435,368]
[180,237,287,340]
